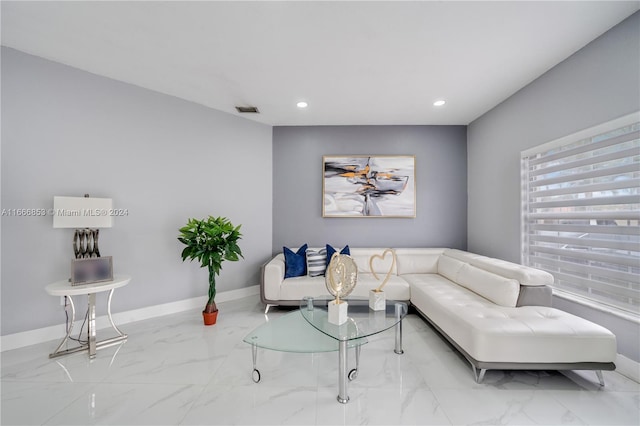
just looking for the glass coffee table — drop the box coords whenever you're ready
[243,296,408,404]
[300,296,408,403]
[243,310,367,384]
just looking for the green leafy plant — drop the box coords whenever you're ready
[178,216,243,313]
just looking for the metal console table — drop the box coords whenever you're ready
[45,275,131,359]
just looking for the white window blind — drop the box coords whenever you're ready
[521,114,640,316]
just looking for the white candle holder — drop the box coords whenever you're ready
[369,290,386,311]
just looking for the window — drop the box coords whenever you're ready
[521,113,640,317]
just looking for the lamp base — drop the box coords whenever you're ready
[74,229,101,258]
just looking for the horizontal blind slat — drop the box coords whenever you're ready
[527,130,640,166]
[529,234,639,251]
[529,255,639,284]
[529,163,639,188]
[529,195,640,209]
[529,146,640,178]
[530,178,640,199]
[528,245,639,268]
[529,211,640,220]
[530,223,640,236]
[551,271,639,302]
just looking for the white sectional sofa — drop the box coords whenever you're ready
[261,247,617,384]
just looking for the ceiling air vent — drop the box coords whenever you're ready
[235,106,260,113]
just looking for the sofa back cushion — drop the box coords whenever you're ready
[457,264,520,307]
[395,248,443,274]
[443,249,553,286]
[437,255,466,282]
[349,248,398,275]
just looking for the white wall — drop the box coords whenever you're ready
[467,13,640,361]
[1,47,273,335]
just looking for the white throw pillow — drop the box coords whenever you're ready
[306,248,327,277]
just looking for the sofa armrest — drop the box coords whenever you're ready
[262,256,285,302]
[516,285,553,307]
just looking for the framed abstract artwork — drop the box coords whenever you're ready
[323,155,416,217]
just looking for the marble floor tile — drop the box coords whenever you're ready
[1,295,638,425]
[43,383,204,425]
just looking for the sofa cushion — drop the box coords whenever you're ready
[437,255,465,282]
[409,275,616,364]
[350,273,410,300]
[457,264,520,308]
[278,274,410,301]
[395,248,443,274]
[283,244,308,278]
[350,248,398,275]
[306,248,327,277]
[443,249,553,286]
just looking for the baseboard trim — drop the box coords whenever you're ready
[0,285,260,352]
[615,353,640,383]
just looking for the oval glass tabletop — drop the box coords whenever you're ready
[299,296,408,342]
[243,310,367,353]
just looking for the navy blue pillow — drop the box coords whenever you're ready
[283,244,308,278]
[325,244,350,268]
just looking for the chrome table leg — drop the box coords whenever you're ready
[88,293,97,358]
[394,303,404,355]
[252,342,261,383]
[337,339,349,404]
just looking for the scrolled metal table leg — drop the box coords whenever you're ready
[107,288,127,338]
[49,296,76,358]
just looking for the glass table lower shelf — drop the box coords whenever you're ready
[243,310,367,384]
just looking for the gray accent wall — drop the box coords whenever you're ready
[272,125,467,253]
[467,13,640,361]
[1,47,273,336]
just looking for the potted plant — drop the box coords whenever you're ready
[178,216,243,325]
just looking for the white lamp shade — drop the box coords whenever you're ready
[53,196,113,228]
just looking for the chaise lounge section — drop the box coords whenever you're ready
[261,247,617,384]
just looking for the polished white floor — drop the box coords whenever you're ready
[2,296,639,425]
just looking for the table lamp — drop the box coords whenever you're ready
[53,195,113,258]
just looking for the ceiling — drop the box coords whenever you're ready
[2,1,638,126]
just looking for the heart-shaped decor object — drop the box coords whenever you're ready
[325,253,358,302]
[369,249,396,292]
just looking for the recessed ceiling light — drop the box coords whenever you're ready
[297,101,308,108]
[433,100,446,107]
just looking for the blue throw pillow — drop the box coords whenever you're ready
[326,244,350,268]
[284,244,308,278]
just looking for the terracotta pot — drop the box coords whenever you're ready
[202,310,218,326]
